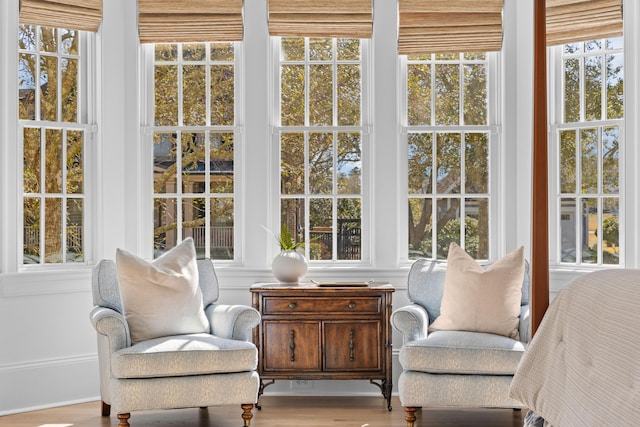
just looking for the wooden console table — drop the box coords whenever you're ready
[250,282,395,411]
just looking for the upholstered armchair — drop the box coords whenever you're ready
[391,256,531,427]
[90,257,260,427]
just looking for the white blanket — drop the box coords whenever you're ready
[510,269,640,427]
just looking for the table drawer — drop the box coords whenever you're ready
[263,296,380,314]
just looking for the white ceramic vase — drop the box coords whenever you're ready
[272,250,308,283]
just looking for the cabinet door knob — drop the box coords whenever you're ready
[348,302,356,309]
[289,302,297,309]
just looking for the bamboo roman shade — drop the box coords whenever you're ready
[19,0,103,32]
[138,0,243,44]
[268,0,373,38]
[547,0,623,45]
[398,0,504,55]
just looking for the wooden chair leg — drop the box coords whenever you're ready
[241,403,254,427]
[404,406,418,427]
[101,401,111,416]
[117,413,130,427]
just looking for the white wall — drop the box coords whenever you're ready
[2,0,636,414]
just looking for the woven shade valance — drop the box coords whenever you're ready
[268,0,373,38]
[19,0,103,32]
[398,0,503,55]
[138,0,243,44]
[547,0,623,45]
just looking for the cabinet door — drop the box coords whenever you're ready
[263,321,321,372]
[324,321,381,371]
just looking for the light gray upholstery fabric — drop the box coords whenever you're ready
[89,256,260,419]
[112,333,257,378]
[398,371,525,408]
[110,371,259,413]
[393,256,531,413]
[399,330,525,375]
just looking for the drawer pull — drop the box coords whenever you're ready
[289,330,296,362]
[349,329,355,361]
[348,302,356,309]
[288,303,297,309]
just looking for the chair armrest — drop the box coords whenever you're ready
[90,306,131,350]
[205,304,260,342]
[391,303,430,344]
[519,304,531,344]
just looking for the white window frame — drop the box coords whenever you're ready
[548,39,625,268]
[270,37,372,264]
[17,25,96,269]
[141,42,244,263]
[399,52,501,262]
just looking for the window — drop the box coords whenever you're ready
[275,37,368,262]
[403,52,494,260]
[18,25,92,265]
[149,42,239,260]
[551,37,623,266]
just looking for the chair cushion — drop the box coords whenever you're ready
[112,333,258,379]
[430,243,525,339]
[116,237,210,344]
[399,330,526,375]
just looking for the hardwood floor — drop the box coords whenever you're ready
[0,396,524,427]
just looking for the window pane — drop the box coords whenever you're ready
[436,133,461,194]
[40,55,58,121]
[465,133,488,193]
[67,198,83,262]
[465,198,488,259]
[182,65,206,126]
[182,132,205,193]
[281,198,305,248]
[183,43,206,61]
[23,197,40,264]
[211,64,234,126]
[182,197,206,256]
[61,57,78,122]
[154,197,177,255]
[309,64,333,126]
[559,130,577,193]
[602,127,619,193]
[211,42,234,61]
[39,27,57,53]
[154,65,178,126]
[602,198,619,265]
[309,132,333,195]
[66,130,83,194]
[281,37,305,61]
[44,197,63,263]
[337,132,361,194]
[210,132,234,194]
[337,64,360,126]
[563,58,580,123]
[585,55,602,121]
[408,133,432,194]
[309,38,332,61]
[337,198,361,260]
[436,198,460,260]
[407,64,431,126]
[281,133,305,195]
[45,129,63,194]
[60,29,78,55]
[560,198,577,262]
[337,39,360,61]
[580,128,598,194]
[309,198,332,260]
[153,132,177,194]
[463,64,486,125]
[606,53,624,119]
[211,197,234,260]
[155,44,178,61]
[408,197,432,259]
[18,52,36,120]
[435,64,459,125]
[281,64,305,126]
[581,198,597,264]
[23,127,41,193]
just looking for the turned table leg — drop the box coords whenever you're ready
[404,406,418,427]
[241,403,254,427]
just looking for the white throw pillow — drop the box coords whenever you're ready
[430,243,525,340]
[116,237,209,344]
